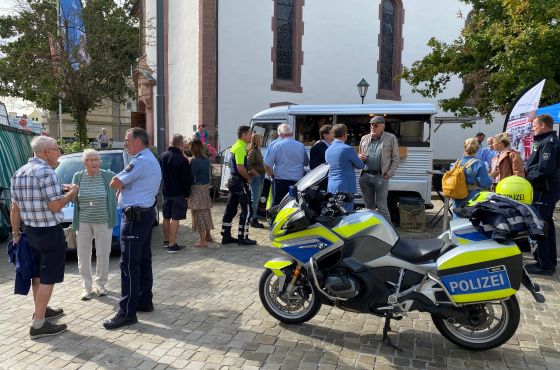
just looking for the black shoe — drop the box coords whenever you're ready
[137,304,154,313]
[30,321,67,339]
[103,314,138,330]
[45,307,64,320]
[525,264,555,276]
[221,236,238,245]
[166,244,186,253]
[250,220,265,228]
[238,238,257,245]
[163,241,169,248]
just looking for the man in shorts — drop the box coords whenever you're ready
[10,136,79,339]
[158,134,191,252]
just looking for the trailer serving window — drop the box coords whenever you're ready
[292,114,431,147]
[252,121,282,147]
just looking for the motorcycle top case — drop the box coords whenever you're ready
[436,237,522,304]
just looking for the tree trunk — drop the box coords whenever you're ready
[74,109,88,146]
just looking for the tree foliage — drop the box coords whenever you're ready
[401,0,560,124]
[0,0,138,144]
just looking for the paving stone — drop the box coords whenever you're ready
[0,202,557,368]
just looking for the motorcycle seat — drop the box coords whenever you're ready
[391,238,446,263]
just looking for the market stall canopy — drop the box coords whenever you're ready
[536,103,560,123]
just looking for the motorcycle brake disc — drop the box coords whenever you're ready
[270,278,306,311]
[460,304,495,331]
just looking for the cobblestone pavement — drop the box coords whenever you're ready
[0,200,559,370]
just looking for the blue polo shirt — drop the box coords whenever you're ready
[264,137,309,181]
[116,148,162,208]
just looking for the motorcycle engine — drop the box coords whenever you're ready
[324,271,359,299]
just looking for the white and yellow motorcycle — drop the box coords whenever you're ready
[259,165,544,350]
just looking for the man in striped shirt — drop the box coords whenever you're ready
[10,136,79,339]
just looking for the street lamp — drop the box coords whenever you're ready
[357,78,369,104]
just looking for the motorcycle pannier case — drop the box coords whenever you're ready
[436,244,522,304]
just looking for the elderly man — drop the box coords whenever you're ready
[104,128,162,329]
[97,128,109,149]
[358,116,399,221]
[158,134,191,253]
[10,136,79,339]
[478,136,497,170]
[525,114,560,275]
[264,123,309,205]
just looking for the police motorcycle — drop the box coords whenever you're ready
[259,164,544,351]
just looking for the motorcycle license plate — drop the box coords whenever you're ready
[440,265,511,296]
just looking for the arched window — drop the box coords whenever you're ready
[377,0,403,100]
[271,0,303,93]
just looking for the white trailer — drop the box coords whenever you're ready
[221,103,437,221]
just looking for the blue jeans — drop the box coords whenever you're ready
[250,175,264,222]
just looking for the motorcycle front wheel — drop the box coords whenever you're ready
[259,269,321,324]
[431,295,520,351]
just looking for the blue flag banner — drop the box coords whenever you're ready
[59,0,88,69]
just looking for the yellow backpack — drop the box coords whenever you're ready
[442,158,477,199]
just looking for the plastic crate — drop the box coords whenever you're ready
[399,196,425,231]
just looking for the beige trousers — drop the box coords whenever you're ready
[76,223,112,291]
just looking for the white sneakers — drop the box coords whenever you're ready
[81,290,92,301]
[96,285,108,296]
[81,285,108,300]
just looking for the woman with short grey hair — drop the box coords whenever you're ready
[72,149,118,300]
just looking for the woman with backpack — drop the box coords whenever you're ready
[452,138,493,208]
[489,132,525,187]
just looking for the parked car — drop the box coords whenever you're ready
[55,149,160,250]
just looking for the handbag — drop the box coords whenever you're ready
[64,226,77,249]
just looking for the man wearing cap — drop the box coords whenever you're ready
[358,116,399,221]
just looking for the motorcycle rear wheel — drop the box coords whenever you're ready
[259,269,321,324]
[431,295,520,351]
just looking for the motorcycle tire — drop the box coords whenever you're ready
[431,295,520,351]
[259,269,321,324]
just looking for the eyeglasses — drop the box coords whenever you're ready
[48,147,61,154]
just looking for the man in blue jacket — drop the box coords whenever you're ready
[325,124,365,211]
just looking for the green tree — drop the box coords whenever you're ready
[401,0,560,124]
[0,0,138,145]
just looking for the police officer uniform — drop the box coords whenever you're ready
[221,138,255,245]
[104,148,161,328]
[526,130,560,274]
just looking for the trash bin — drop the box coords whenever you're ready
[399,197,425,232]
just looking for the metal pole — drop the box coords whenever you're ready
[156,0,165,155]
[442,196,450,232]
[361,96,364,104]
[56,0,62,140]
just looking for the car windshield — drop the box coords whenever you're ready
[55,152,125,184]
[296,164,329,191]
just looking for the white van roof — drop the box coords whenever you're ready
[251,103,437,121]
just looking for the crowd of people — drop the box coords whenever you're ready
[452,114,559,275]
[6,113,559,340]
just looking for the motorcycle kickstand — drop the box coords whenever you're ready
[382,316,401,351]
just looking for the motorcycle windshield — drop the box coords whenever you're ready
[296,164,329,192]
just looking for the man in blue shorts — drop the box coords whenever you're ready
[10,136,79,339]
